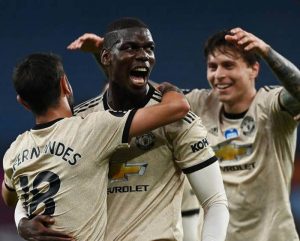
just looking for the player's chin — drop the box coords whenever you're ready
[130,78,148,91]
[216,93,232,103]
[129,84,148,96]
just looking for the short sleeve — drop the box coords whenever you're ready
[81,109,136,160]
[165,111,217,173]
[3,148,15,191]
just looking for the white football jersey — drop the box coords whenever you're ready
[186,86,299,241]
[74,84,217,241]
[3,111,133,241]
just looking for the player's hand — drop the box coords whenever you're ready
[293,113,300,121]
[225,27,271,57]
[67,33,104,53]
[157,82,183,95]
[18,216,75,241]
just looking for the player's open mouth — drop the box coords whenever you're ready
[130,67,149,85]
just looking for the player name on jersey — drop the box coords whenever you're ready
[13,140,82,171]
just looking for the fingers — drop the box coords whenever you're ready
[294,114,300,121]
[67,33,104,53]
[36,215,55,226]
[18,215,75,241]
[225,28,250,46]
[29,236,75,241]
[67,38,84,50]
[157,82,170,92]
[35,227,74,240]
[40,230,75,240]
[67,33,94,50]
[224,27,257,52]
[157,82,183,95]
[226,27,270,56]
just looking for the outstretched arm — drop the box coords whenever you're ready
[129,82,190,139]
[225,27,300,115]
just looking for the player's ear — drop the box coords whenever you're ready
[251,61,260,80]
[101,49,111,67]
[17,95,31,111]
[60,74,72,96]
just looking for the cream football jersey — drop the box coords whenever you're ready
[3,110,134,241]
[74,84,217,241]
[186,86,299,241]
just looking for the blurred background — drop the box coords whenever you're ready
[1,0,300,239]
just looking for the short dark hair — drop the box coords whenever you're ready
[204,29,260,66]
[13,53,65,115]
[103,17,149,49]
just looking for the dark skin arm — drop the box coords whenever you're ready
[18,216,74,241]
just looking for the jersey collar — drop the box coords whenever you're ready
[102,84,155,111]
[32,118,64,130]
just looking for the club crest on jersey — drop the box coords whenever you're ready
[135,132,156,150]
[240,116,255,136]
[209,127,218,136]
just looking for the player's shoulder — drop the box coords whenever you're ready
[256,85,283,101]
[3,131,29,164]
[74,94,104,115]
[148,86,162,103]
[184,88,212,101]
[258,85,282,94]
[183,88,210,95]
[164,110,201,134]
[182,111,199,125]
[82,109,130,126]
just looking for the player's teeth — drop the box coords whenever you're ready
[134,68,147,72]
[217,84,229,89]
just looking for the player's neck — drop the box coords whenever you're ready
[35,105,72,125]
[223,90,256,114]
[107,84,149,111]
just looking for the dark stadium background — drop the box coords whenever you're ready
[1,0,300,239]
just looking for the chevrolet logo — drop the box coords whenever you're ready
[214,143,252,161]
[109,162,148,182]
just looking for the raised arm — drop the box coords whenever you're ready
[67,33,104,72]
[129,82,190,139]
[225,27,300,115]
